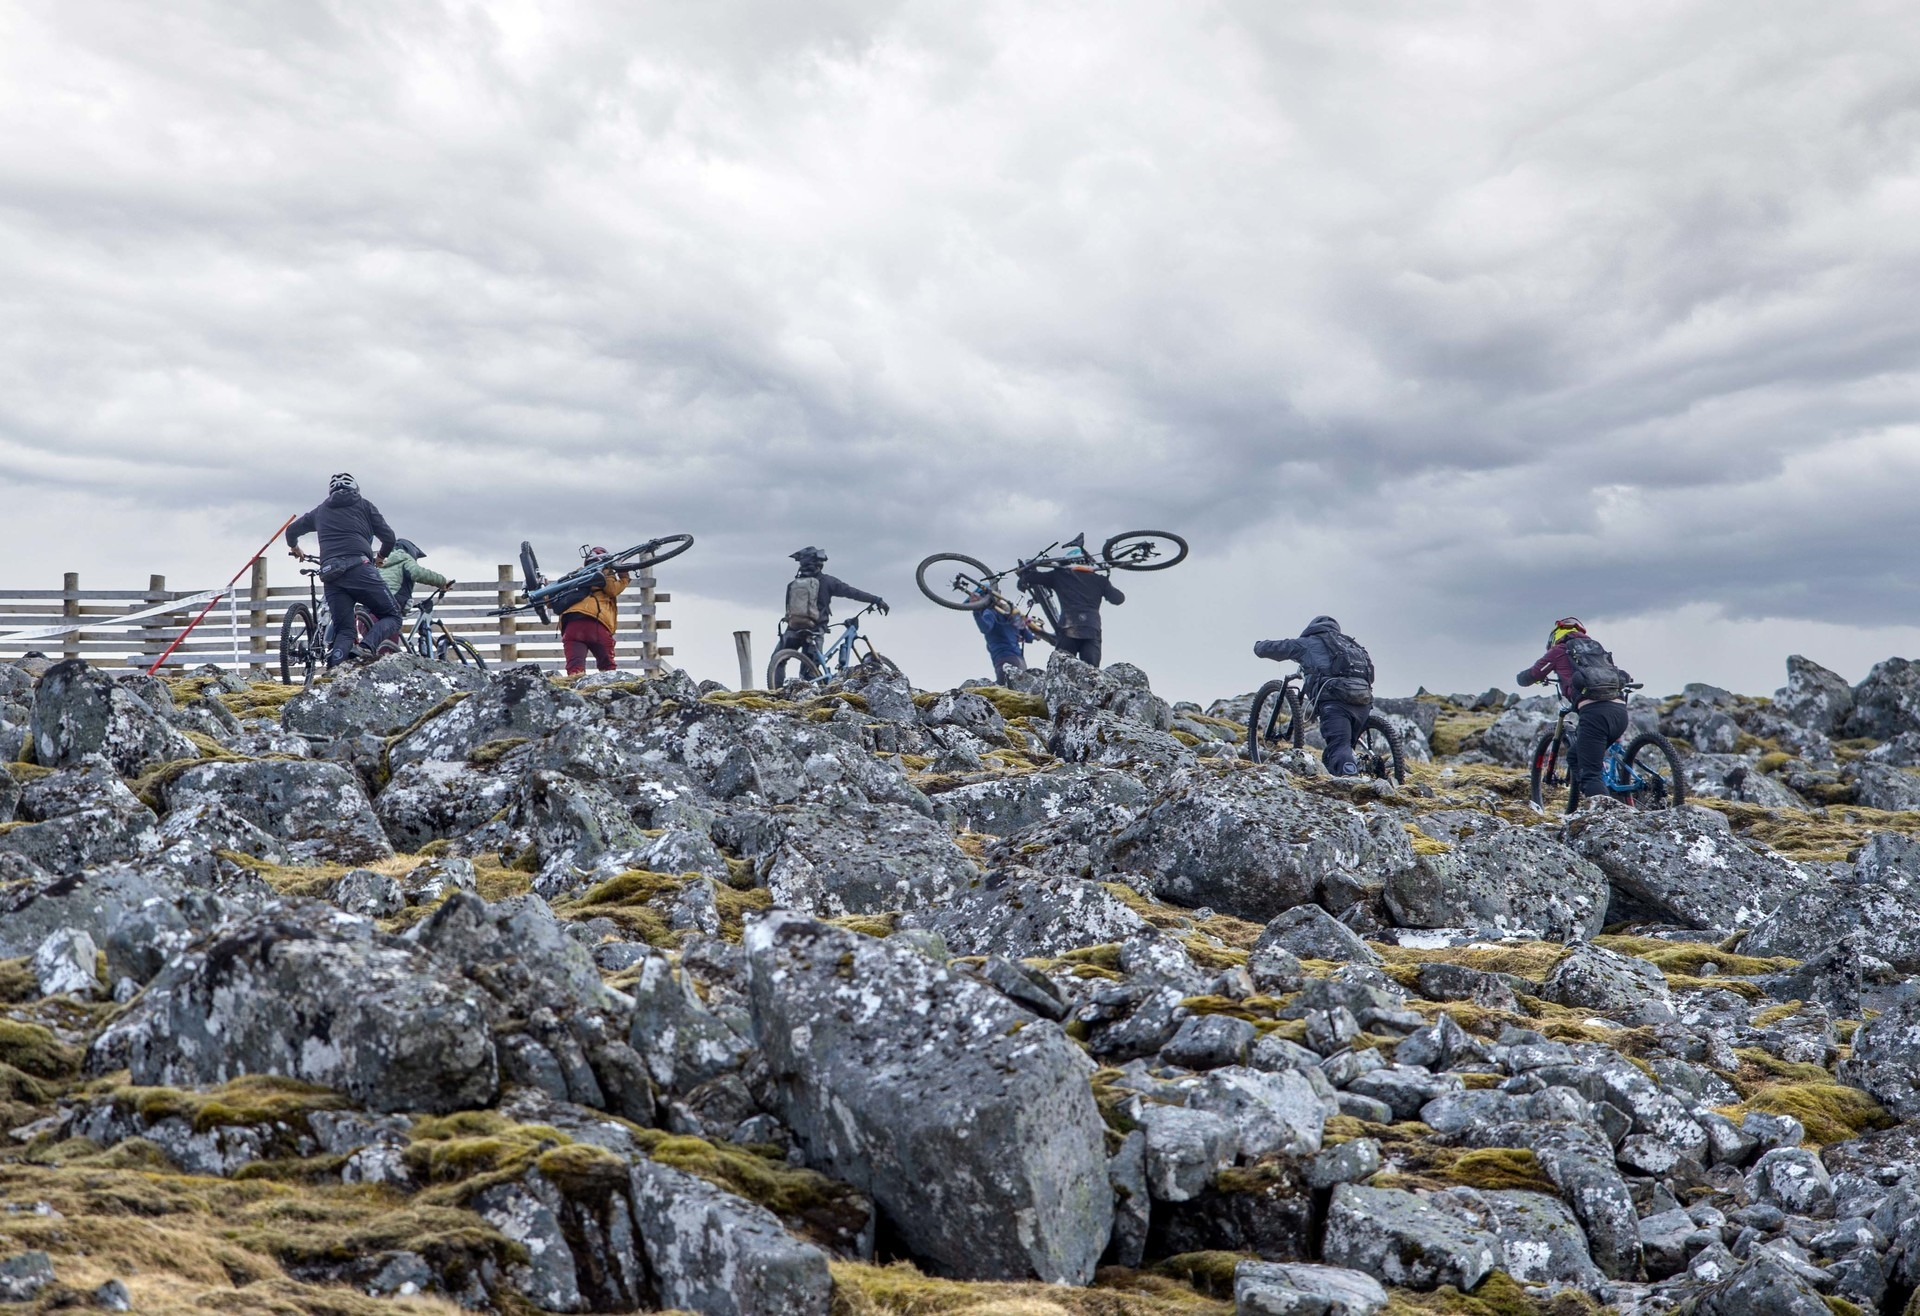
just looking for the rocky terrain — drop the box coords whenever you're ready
[5,648,1920,1315]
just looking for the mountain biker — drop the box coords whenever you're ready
[970,587,1044,683]
[1016,534,1124,668]
[1517,617,1631,808]
[1253,616,1376,776]
[285,473,402,669]
[377,539,451,613]
[560,546,629,675]
[779,547,889,660]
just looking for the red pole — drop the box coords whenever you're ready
[146,515,299,676]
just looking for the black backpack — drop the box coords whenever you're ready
[1320,632,1375,707]
[1565,634,1629,701]
[544,570,603,616]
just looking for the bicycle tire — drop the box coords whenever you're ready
[1246,680,1303,764]
[1622,732,1688,811]
[1361,713,1407,784]
[279,603,317,687]
[915,553,997,611]
[436,635,489,672]
[864,652,904,679]
[1101,530,1189,572]
[625,533,695,570]
[766,648,826,690]
[1530,726,1571,813]
[519,541,550,625]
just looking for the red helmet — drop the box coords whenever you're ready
[583,545,611,567]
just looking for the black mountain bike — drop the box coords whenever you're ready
[499,535,696,623]
[767,604,902,689]
[279,567,373,687]
[1530,682,1687,813]
[915,531,1189,633]
[1245,671,1407,783]
[404,584,487,670]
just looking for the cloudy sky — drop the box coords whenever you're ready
[3,0,1918,701]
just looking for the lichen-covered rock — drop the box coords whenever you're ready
[388,665,590,768]
[762,803,980,917]
[746,913,1111,1283]
[1234,1260,1387,1316]
[1464,704,1558,766]
[513,770,653,896]
[90,905,498,1114]
[1567,805,1809,932]
[930,765,1149,837]
[1483,1189,1603,1291]
[1692,1254,1833,1315]
[1043,655,1173,731]
[165,758,393,864]
[1253,904,1382,966]
[1839,995,1920,1119]
[1108,769,1415,923]
[629,1159,832,1316]
[376,759,518,852]
[30,660,198,776]
[0,755,158,874]
[1540,942,1673,1021]
[283,654,487,739]
[1775,655,1854,735]
[0,861,255,983]
[918,867,1149,959]
[31,927,99,997]
[1851,763,1920,812]
[1387,823,1608,940]
[1321,1184,1499,1291]
[1847,657,1920,740]
[1743,832,1920,971]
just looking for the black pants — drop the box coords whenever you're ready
[1572,700,1631,804]
[324,563,401,665]
[1056,634,1102,667]
[987,647,1026,682]
[1318,700,1371,776]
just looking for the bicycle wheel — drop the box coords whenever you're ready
[767,648,826,689]
[519,541,550,624]
[915,553,997,610]
[1621,732,1688,811]
[1530,726,1577,813]
[1101,530,1189,572]
[863,652,904,679]
[627,533,695,570]
[436,634,489,672]
[1359,713,1407,784]
[279,604,317,687]
[1246,680,1304,764]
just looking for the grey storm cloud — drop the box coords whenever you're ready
[2,0,1918,696]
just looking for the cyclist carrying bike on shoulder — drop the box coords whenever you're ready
[1517,617,1630,808]
[377,538,451,613]
[779,547,889,660]
[1254,616,1376,776]
[285,473,403,670]
[561,546,630,675]
[1017,533,1123,668]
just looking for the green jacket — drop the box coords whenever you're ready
[378,548,449,598]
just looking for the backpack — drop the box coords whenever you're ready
[1564,634,1630,702]
[785,576,825,630]
[545,570,602,616]
[1320,632,1375,707]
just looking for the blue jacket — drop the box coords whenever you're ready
[975,607,1032,659]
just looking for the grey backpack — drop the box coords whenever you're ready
[785,577,825,630]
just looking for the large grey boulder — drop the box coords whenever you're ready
[1568,806,1809,932]
[388,665,590,768]
[282,654,488,737]
[919,867,1150,959]
[1541,943,1673,1021]
[1744,832,1920,971]
[746,913,1111,1283]
[931,765,1150,837]
[514,770,652,896]
[0,861,259,983]
[1320,1184,1499,1291]
[1692,1255,1833,1316]
[1852,763,1920,812]
[1047,708,1194,774]
[1483,1189,1603,1290]
[1108,769,1415,923]
[1042,654,1173,730]
[1775,655,1854,736]
[763,803,980,917]
[1234,1261,1387,1316]
[1387,823,1608,940]
[629,1160,832,1316]
[89,905,498,1114]
[1254,904,1381,966]
[1847,657,1920,740]
[376,759,518,851]
[1465,705,1558,766]
[30,660,198,776]
[1839,995,1920,1119]
[0,756,157,875]
[165,759,393,864]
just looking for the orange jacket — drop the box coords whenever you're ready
[560,569,628,632]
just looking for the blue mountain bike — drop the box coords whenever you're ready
[1529,682,1687,814]
[766,604,902,689]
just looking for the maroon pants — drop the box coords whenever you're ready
[562,615,616,674]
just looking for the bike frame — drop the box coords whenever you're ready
[1540,682,1661,797]
[793,605,883,678]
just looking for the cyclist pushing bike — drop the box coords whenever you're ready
[778,546,889,662]
[1517,617,1633,810]
[285,473,403,671]
[1254,616,1380,777]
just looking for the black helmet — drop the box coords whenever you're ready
[790,546,827,565]
[393,539,425,559]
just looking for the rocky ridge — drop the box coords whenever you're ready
[1,650,1920,1314]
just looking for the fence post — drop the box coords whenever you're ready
[250,557,269,673]
[638,571,657,671]
[142,574,167,671]
[62,572,79,662]
[496,565,517,665]
[734,631,753,690]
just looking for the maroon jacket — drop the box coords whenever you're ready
[1517,640,1622,707]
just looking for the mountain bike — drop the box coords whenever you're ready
[766,604,902,689]
[279,568,374,687]
[403,584,487,670]
[1245,672,1406,783]
[915,531,1189,630]
[1529,682,1687,814]
[498,535,696,622]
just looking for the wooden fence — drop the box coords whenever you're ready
[0,562,673,675]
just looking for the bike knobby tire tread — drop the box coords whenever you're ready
[766,649,825,690]
[438,636,488,670]
[1529,727,1566,811]
[628,533,695,569]
[1362,712,1408,784]
[519,541,550,624]
[1246,680,1301,764]
[1624,732,1688,809]
[915,553,997,611]
[279,604,316,687]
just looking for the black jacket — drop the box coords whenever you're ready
[287,489,397,567]
[795,570,883,627]
[1018,564,1124,638]
[1255,616,1372,707]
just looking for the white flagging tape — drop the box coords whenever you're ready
[0,589,226,645]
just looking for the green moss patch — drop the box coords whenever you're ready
[829,1259,1233,1314]
[0,1019,80,1080]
